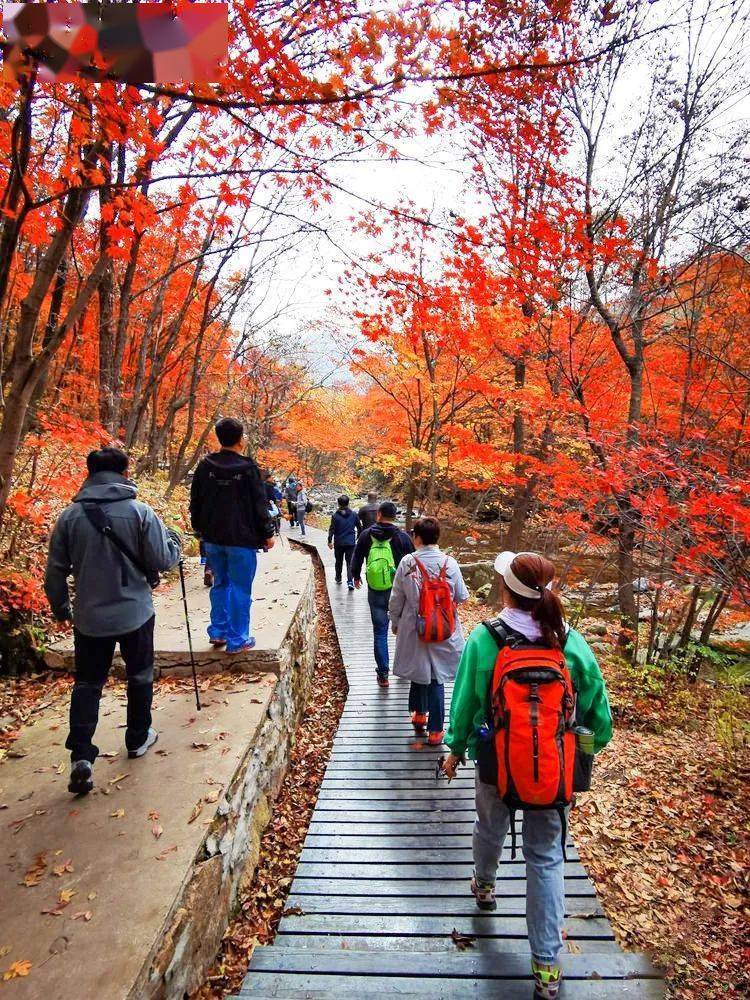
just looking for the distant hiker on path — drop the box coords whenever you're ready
[295,482,310,536]
[357,491,379,531]
[442,551,613,1000]
[190,418,275,655]
[352,501,414,687]
[44,447,182,795]
[284,476,298,526]
[327,494,360,589]
[265,472,282,535]
[389,517,468,744]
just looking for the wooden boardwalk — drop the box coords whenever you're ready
[235,526,662,998]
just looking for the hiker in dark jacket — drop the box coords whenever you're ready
[283,477,298,526]
[190,418,274,655]
[352,501,414,687]
[357,491,379,531]
[44,447,182,795]
[327,494,360,589]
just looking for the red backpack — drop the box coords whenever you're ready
[413,556,456,643]
[482,618,576,857]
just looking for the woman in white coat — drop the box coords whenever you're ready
[389,517,469,745]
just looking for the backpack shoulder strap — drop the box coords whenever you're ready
[78,500,157,588]
[482,617,528,650]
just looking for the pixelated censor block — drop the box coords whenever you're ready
[1,2,227,83]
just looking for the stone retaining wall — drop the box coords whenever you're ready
[130,559,318,1000]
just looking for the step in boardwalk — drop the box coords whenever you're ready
[236,526,662,998]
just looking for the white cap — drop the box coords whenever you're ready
[493,551,546,600]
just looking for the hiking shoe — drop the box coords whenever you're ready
[209,637,226,648]
[335,577,342,584]
[68,760,93,795]
[226,638,257,655]
[376,674,389,689]
[531,960,562,1000]
[427,731,445,746]
[470,875,497,911]
[347,582,355,591]
[411,712,428,734]
[128,728,159,759]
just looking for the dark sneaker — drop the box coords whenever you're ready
[470,875,497,911]
[68,760,94,795]
[335,577,342,585]
[226,638,257,654]
[128,727,159,759]
[531,960,562,1000]
[376,674,389,689]
[347,582,355,591]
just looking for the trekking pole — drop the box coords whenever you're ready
[178,559,201,712]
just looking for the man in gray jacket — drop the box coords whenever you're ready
[45,448,182,795]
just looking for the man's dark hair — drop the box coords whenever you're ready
[378,501,397,521]
[367,491,378,502]
[414,516,440,545]
[265,470,275,480]
[338,494,350,507]
[86,447,128,476]
[215,417,244,448]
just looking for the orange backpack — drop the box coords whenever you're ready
[413,556,456,643]
[482,618,576,857]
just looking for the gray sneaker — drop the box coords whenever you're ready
[68,760,94,795]
[128,728,159,759]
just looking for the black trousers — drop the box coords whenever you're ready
[334,544,355,583]
[66,616,155,763]
[286,499,297,525]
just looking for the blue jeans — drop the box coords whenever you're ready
[408,680,444,732]
[296,509,306,535]
[367,587,390,677]
[204,544,258,652]
[473,770,565,965]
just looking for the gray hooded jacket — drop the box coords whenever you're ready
[44,473,182,637]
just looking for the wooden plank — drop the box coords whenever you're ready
[289,877,598,897]
[277,914,614,939]
[283,894,605,917]
[247,948,660,980]
[294,862,591,879]
[299,847,580,864]
[237,974,664,999]
[272,934,624,955]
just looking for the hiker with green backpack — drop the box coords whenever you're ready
[441,551,613,1000]
[351,501,414,688]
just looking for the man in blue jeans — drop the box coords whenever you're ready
[352,501,414,688]
[190,418,275,654]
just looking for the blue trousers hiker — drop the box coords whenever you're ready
[204,544,258,652]
[367,587,390,677]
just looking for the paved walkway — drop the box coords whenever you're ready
[236,526,662,998]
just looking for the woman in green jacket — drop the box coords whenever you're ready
[442,551,613,1000]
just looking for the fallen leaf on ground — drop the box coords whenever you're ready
[3,959,31,980]
[148,810,159,821]
[110,808,125,819]
[156,845,178,861]
[0,947,10,958]
[450,928,476,951]
[204,789,221,804]
[71,911,92,922]
[566,940,582,954]
[152,822,163,839]
[188,801,203,824]
[108,773,129,785]
[191,742,210,751]
[87,892,97,901]
[52,860,74,877]
[59,889,76,903]
[22,851,48,887]
[282,906,304,916]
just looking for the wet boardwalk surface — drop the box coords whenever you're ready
[236,526,662,998]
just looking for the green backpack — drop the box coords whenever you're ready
[366,537,396,590]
